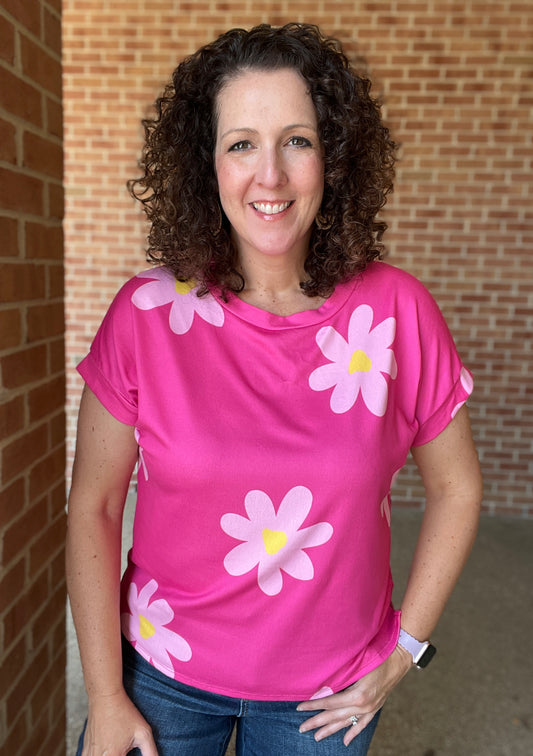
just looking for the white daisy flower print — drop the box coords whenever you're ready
[131,267,224,334]
[451,367,474,419]
[309,304,397,416]
[221,486,333,597]
[121,579,192,674]
[134,428,148,481]
[380,469,402,526]
[310,686,334,700]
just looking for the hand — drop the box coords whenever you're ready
[297,644,412,746]
[82,689,159,756]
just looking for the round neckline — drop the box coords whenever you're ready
[211,275,360,330]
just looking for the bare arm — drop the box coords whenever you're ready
[401,404,482,638]
[297,405,483,745]
[66,385,158,755]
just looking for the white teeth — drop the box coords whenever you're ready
[252,201,291,215]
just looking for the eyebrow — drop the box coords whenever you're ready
[219,123,318,141]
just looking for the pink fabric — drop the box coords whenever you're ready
[78,262,473,700]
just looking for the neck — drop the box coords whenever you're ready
[236,251,323,316]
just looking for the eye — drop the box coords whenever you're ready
[228,140,252,152]
[287,136,312,148]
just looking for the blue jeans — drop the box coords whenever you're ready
[76,638,380,755]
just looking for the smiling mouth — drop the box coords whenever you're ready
[251,201,293,215]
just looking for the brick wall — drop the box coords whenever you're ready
[0,1,66,754]
[63,1,533,516]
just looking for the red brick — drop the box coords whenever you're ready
[2,569,49,650]
[30,575,66,650]
[44,6,62,52]
[0,167,43,215]
[0,67,42,127]
[1,0,41,36]
[48,262,65,298]
[28,375,65,422]
[0,261,46,303]
[0,394,25,438]
[0,557,25,612]
[27,301,64,342]
[20,35,62,99]
[1,423,48,488]
[23,131,63,181]
[0,308,22,349]
[1,693,28,751]
[48,181,64,220]
[25,222,63,261]
[0,116,16,163]
[46,96,63,139]
[1,343,48,389]
[0,476,25,529]
[0,215,18,257]
[29,444,66,502]
[0,13,15,64]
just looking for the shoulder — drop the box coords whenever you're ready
[360,262,441,311]
[362,261,427,291]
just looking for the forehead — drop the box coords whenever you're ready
[215,68,316,130]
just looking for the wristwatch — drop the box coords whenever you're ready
[398,629,437,668]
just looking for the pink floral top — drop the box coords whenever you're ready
[78,262,473,701]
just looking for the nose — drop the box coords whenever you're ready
[255,146,287,188]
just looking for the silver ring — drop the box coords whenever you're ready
[349,714,359,727]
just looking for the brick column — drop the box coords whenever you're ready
[0,1,66,753]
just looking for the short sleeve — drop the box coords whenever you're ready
[77,280,138,425]
[409,285,474,447]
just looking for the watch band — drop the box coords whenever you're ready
[398,628,437,668]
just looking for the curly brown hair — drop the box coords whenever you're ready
[128,22,397,299]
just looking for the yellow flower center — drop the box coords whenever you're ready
[174,279,195,295]
[349,349,372,374]
[262,528,288,555]
[139,614,156,639]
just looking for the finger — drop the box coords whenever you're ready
[299,706,356,735]
[343,714,375,746]
[313,713,371,743]
[135,729,159,756]
[297,687,358,713]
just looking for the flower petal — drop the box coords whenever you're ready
[329,374,361,414]
[132,275,175,309]
[360,372,389,417]
[276,486,313,532]
[257,561,284,596]
[137,579,158,609]
[220,512,256,541]
[244,489,276,524]
[194,295,225,327]
[315,326,350,363]
[159,626,192,663]
[348,304,374,344]
[279,548,314,581]
[309,361,348,392]
[366,315,396,351]
[295,521,334,549]
[167,299,195,335]
[223,541,261,576]
[145,598,174,627]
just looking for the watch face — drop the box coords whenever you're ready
[417,644,437,668]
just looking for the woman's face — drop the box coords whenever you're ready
[214,68,324,270]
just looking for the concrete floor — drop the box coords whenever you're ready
[67,499,533,755]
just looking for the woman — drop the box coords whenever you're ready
[67,23,482,756]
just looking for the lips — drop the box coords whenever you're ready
[251,201,293,215]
